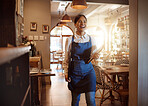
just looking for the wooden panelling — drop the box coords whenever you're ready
[0,52,31,106]
[0,0,31,105]
[129,0,138,106]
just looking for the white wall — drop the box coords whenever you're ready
[24,0,51,69]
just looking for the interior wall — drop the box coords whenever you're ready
[51,16,58,30]
[138,0,148,105]
[24,0,51,69]
[129,0,138,105]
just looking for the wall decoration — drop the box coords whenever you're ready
[42,25,49,33]
[30,22,37,31]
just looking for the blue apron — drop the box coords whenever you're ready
[68,35,96,93]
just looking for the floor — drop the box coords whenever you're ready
[41,64,122,106]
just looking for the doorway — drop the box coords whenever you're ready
[49,25,74,73]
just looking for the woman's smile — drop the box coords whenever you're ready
[80,25,86,28]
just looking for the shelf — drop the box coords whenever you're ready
[0,46,31,65]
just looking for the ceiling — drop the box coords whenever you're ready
[51,1,101,17]
[51,1,129,18]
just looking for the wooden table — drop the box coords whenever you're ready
[30,72,55,77]
[101,65,129,105]
[29,56,56,105]
[102,65,129,89]
[102,65,129,74]
[30,72,55,106]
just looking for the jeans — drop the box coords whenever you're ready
[71,91,96,106]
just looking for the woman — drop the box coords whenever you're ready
[63,14,102,106]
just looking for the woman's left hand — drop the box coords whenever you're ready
[92,52,100,59]
[92,45,104,59]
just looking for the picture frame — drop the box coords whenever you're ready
[30,22,37,31]
[42,25,49,33]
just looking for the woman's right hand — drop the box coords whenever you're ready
[65,75,71,82]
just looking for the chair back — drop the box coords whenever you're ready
[115,58,129,65]
[93,65,103,85]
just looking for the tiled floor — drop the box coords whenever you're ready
[41,64,122,106]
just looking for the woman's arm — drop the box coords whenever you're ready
[63,38,69,75]
[63,36,72,80]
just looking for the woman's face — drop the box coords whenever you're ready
[75,16,87,32]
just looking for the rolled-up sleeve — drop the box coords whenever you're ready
[63,37,72,75]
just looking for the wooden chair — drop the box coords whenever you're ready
[93,65,121,106]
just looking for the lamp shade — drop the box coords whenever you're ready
[71,0,87,9]
[61,14,72,22]
[56,22,67,27]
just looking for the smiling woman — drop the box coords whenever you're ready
[63,14,104,106]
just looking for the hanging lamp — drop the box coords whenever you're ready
[61,3,72,22]
[71,0,87,9]
[55,11,67,27]
[56,22,67,27]
[61,14,72,22]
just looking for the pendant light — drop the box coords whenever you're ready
[56,22,67,27]
[55,11,67,28]
[61,3,72,22]
[71,0,87,9]
[61,14,72,22]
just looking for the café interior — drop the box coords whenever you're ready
[0,0,148,106]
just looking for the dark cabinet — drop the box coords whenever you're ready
[0,46,31,106]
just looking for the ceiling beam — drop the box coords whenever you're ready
[51,0,129,5]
